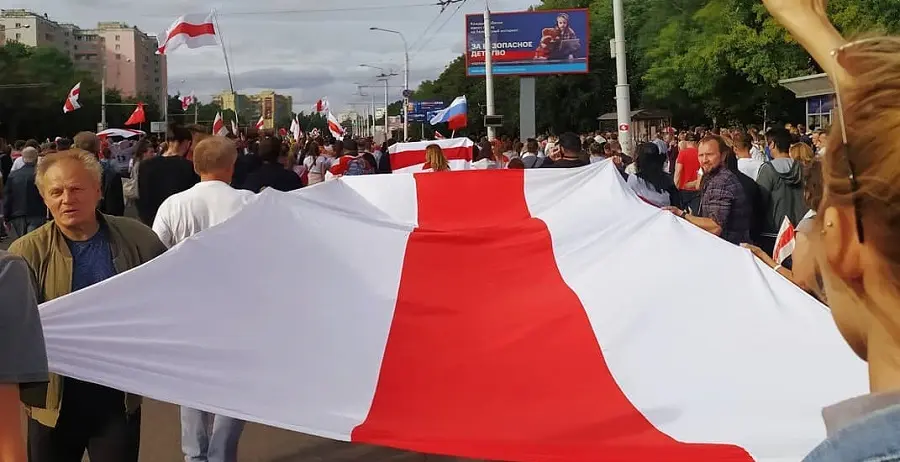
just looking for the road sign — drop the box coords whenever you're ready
[402,89,413,98]
[484,115,504,127]
[151,121,167,134]
[618,123,630,132]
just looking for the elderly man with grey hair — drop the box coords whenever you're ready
[2,147,46,237]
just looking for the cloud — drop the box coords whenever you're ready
[12,0,534,111]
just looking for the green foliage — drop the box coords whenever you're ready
[413,0,900,131]
[0,42,162,139]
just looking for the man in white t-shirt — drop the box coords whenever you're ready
[733,131,763,181]
[151,136,253,462]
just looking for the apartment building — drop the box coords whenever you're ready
[0,10,167,110]
[213,90,293,130]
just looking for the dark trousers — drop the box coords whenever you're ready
[28,378,141,462]
[10,216,46,238]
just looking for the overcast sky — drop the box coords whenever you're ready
[13,0,534,113]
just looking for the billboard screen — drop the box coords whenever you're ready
[407,100,447,123]
[465,9,589,77]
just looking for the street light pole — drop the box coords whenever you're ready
[612,0,633,155]
[100,51,107,131]
[370,27,410,141]
[483,0,496,141]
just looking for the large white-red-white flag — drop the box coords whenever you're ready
[773,216,796,264]
[38,162,866,462]
[212,112,228,136]
[63,82,81,114]
[157,12,218,55]
[389,138,474,173]
[326,112,344,140]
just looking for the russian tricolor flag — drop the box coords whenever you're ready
[429,96,467,131]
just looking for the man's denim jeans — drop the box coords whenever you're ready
[181,407,245,462]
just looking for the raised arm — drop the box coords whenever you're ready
[762,0,847,80]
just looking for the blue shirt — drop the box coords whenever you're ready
[66,227,117,292]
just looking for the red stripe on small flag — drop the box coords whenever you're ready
[390,146,472,170]
[352,170,753,461]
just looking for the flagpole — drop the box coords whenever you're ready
[213,10,239,127]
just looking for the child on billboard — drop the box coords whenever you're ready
[534,12,581,61]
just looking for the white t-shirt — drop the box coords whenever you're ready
[750,145,766,163]
[303,155,327,185]
[737,157,764,182]
[152,180,256,249]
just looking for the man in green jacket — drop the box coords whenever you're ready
[9,148,166,462]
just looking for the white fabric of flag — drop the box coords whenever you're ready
[37,163,866,462]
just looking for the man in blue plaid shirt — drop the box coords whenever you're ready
[665,135,751,245]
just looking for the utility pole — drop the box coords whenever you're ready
[612,0,633,155]
[370,27,410,140]
[100,52,107,132]
[483,0,496,141]
[375,71,398,140]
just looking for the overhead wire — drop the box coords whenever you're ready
[409,0,468,59]
[211,1,459,17]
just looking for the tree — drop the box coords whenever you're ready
[412,0,900,132]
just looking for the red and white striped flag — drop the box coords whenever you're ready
[212,112,228,136]
[433,131,446,140]
[38,162,867,462]
[254,116,265,131]
[180,93,196,111]
[313,98,329,113]
[157,12,218,55]
[63,82,81,114]
[388,138,474,173]
[326,111,344,140]
[773,216,796,264]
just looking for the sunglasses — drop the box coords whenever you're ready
[828,38,880,244]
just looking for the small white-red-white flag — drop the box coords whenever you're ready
[212,112,228,136]
[157,12,218,55]
[255,116,265,131]
[180,93,196,111]
[63,82,81,114]
[231,120,238,136]
[773,216,796,264]
[313,98,329,113]
[290,116,302,141]
[326,112,344,140]
[434,131,446,140]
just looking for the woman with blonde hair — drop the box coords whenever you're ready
[424,143,450,172]
[789,141,816,168]
[763,0,900,460]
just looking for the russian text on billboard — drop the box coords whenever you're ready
[465,9,589,77]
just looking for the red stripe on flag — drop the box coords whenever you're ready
[351,170,753,461]
[158,22,216,53]
[390,146,472,170]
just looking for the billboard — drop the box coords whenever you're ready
[407,100,447,123]
[465,9,589,77]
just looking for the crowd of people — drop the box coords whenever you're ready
[2,1,900,460]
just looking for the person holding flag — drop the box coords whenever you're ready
[743,158,824,299]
